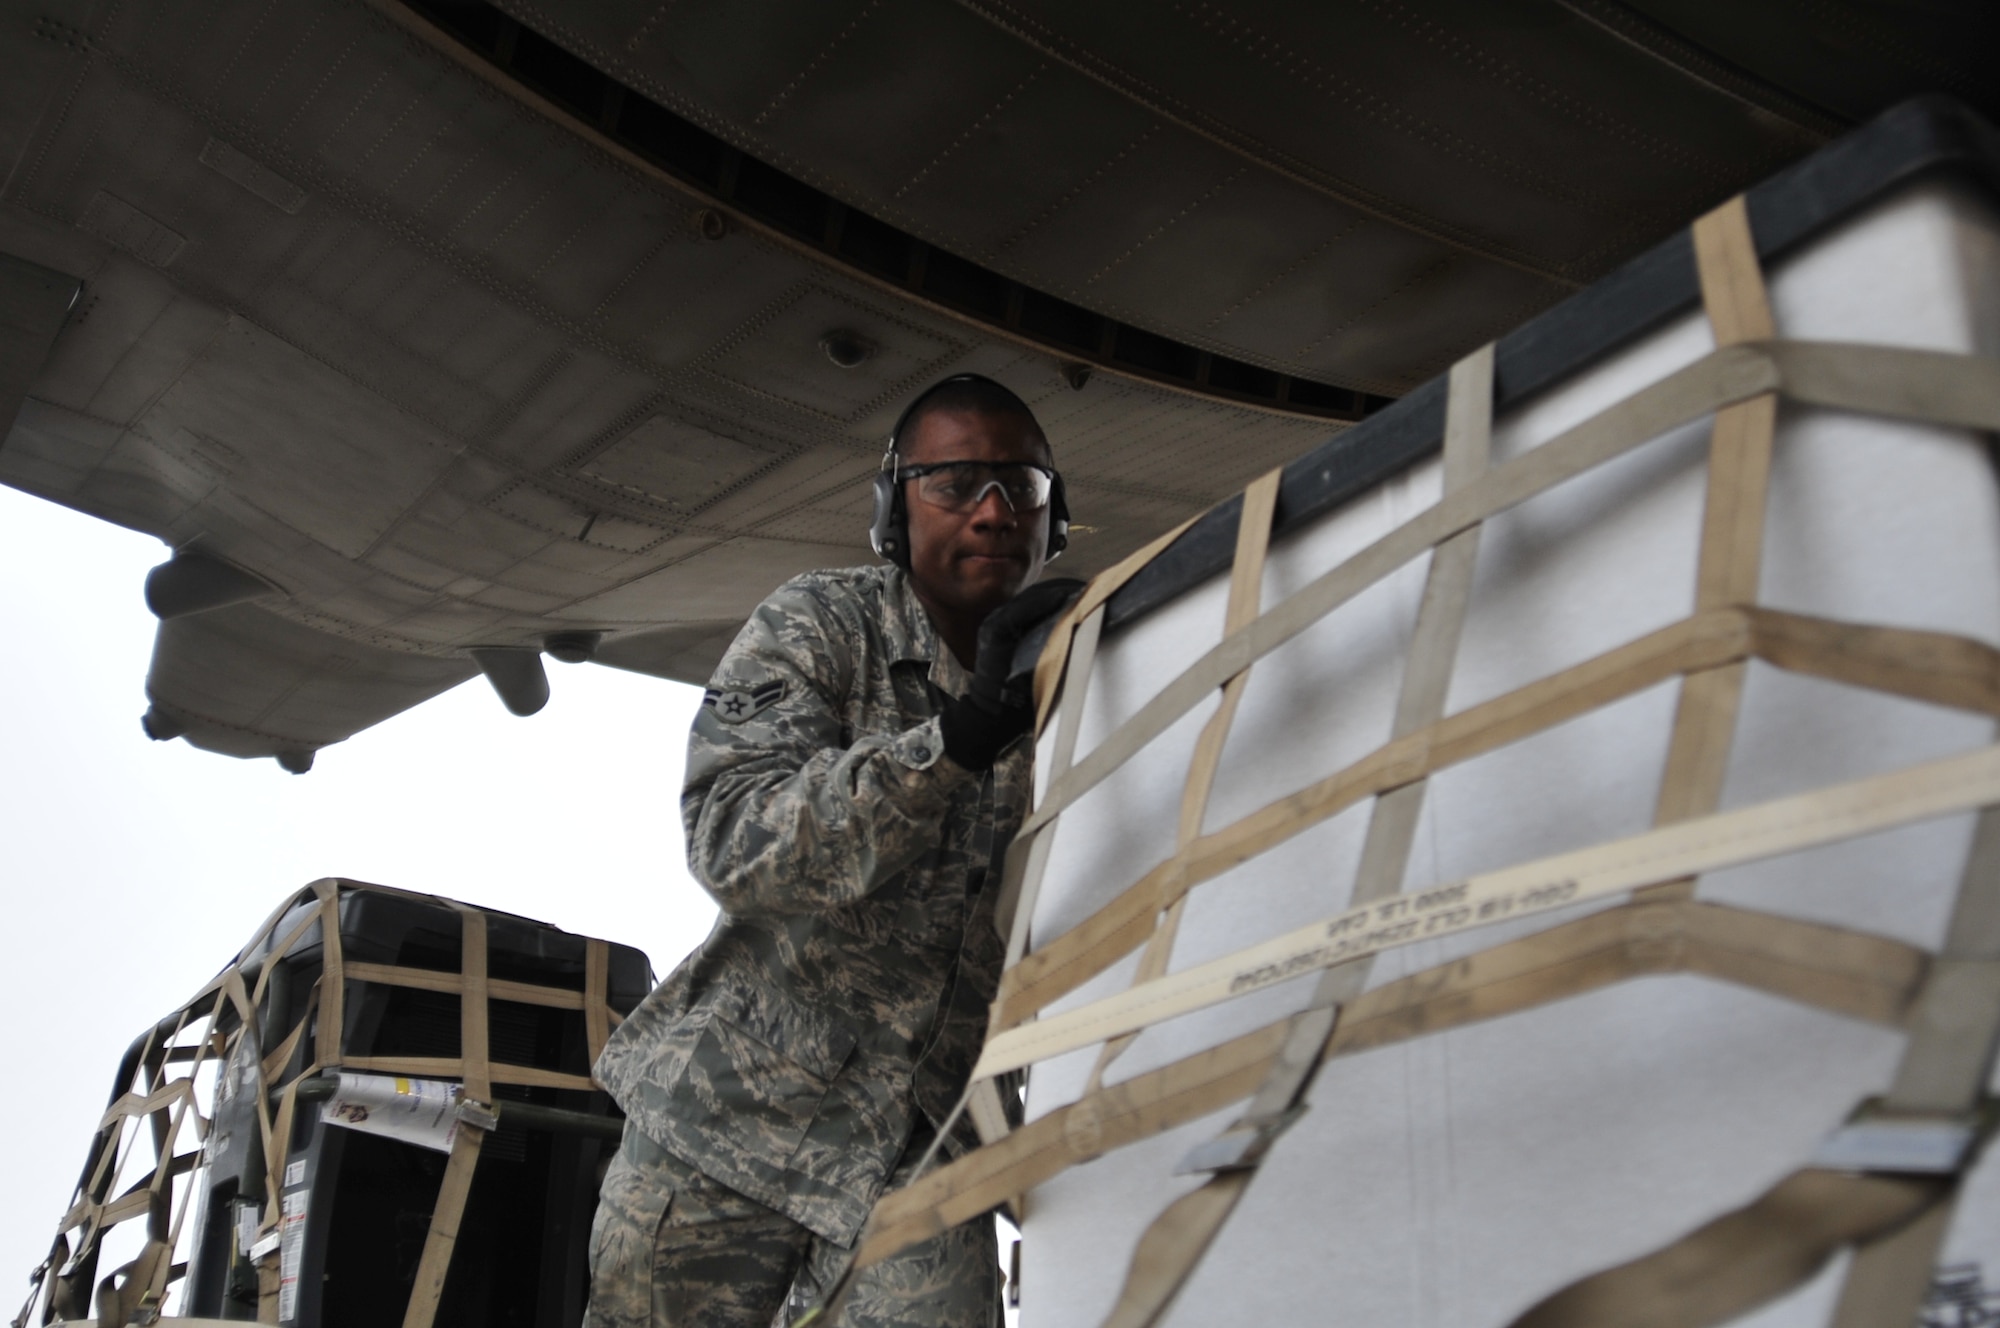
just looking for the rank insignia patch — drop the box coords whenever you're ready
[703,680,786,724]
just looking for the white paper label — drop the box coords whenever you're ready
[318,1072,463,1153]
[277,1187,308,1322]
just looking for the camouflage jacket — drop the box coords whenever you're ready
[594,564,1032,1246]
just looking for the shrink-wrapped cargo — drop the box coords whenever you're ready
[855,98,2000,1328]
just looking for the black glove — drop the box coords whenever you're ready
[939,578,1087,771]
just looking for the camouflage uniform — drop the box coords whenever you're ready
[590,563,1029,1327]
[586,1124,997,1328]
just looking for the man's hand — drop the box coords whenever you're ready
[940,578,1086,771]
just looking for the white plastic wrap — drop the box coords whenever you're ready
[1018,178,2000,1328]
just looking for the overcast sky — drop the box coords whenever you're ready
[0,483,721,1305]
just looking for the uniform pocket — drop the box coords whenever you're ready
[585,1133,676,1328]
[714,980,858,1081]
[666,981,860,1162]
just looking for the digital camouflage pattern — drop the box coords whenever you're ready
[594,563,1031,1247]
[586,1125,998,1328]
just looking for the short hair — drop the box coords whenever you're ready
[895,376,1049,458]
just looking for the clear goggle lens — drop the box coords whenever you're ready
[904,461,1055,513]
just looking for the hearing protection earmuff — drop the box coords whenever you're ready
[869,373,1069,567]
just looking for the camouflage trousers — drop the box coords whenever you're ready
[585,1124,1000,1328]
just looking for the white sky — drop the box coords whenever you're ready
[0,483,722,1301]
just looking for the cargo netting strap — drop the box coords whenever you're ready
[974,515,1210,1156]
[1510,801,2000,1328]
[1646,193,1777,900]
[1512,194,2000,1328]
[1823,799,2000,1323]
[830,190,2000,1328]
[400,904,493,1328]
[991,507,1208,993]
[1079,465,1282,1105]
[1094,339,1497,1328]
[15,879,623,1328]
[857,752,2000,1265]
[1032,511,1207,740]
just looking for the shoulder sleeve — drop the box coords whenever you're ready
[680,577,975,917]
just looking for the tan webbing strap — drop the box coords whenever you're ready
[96,1080,196,1131]
[154,992,228,1265]
[210,904,319,1237]
[1035,513,1203,735]
[175,886,313,1015]
[997,603,1107,965]
[997,518,1210,1139]
[1648,195,1778,921]
[1300,338,1496,1016]
[975,742,2000,1080]
[404,1132,484,1328]
[264,1074,307,1218]
[1021,345,1770,841]
[90,1020,162,1199]
[259,998,313,1084]
[1094,345,1498,1328]
[1828,802,2000,1324]
[94,1226,173,1326]
[1500,802,2000,1328]
[1098,1175,1255,1328]
[343,960,593,1010]
[999,610,1746,1025]
[242,940,322,1237]
[1101,350,1495,1322]
[1330,898,1925,1053]
[213,972,285,1236]
[1766,338,2000,428]
[142,1005,196,1161]
[313,880,347,1072]
[859,894,1929,1273]
[334,1055,596,1092]
[1694,198,1776,349]
[1507,1169,1946,1328]
[88,1187,157,1232]
[1048,604,1112,780]
[161,992,226,1176]
[462,910,493,1100]
[402,906,492,1328]
[75,982,226,1319]
[1016,339,2000,863]
[867,298,2000,1315]
[997,827,1061,995]
[256,907,324,1008]
[1048,606,1107,781]
[1086,468,1283,1093]
[1032,334,2000,860]
[29,883,644,1328]
[858,1022,1293,1266]
[1883,805,2000,1114]
[585,938,611,1066]
[996,607,2000,1028]
[964,1076,1017,1154]
[1827,1194,1958,1328]
[1748,607,2000,713]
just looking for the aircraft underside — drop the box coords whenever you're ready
[0,0,1988,766]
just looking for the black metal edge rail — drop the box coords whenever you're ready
[1010,97,2000,673]
[398,0,1396,424]
[295,1073,625,1142]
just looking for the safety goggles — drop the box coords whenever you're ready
[896,460,1057,514]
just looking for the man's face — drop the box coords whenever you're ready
[900,406,1050,623]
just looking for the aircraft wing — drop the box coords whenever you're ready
[141,603,478,769]
[0,0,1988,767]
